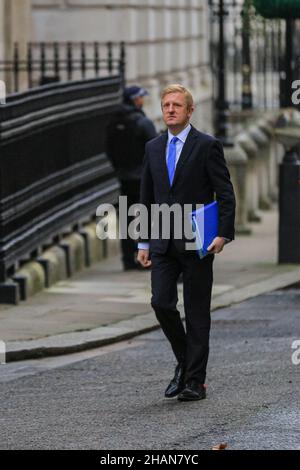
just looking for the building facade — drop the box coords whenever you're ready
[0,0,213,131]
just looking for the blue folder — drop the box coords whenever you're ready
[190,201,219,259]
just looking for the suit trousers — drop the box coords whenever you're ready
[151,241,214,384]
[120,180,140,268]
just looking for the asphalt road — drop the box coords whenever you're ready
[0,289,299,450]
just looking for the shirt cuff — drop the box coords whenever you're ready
[138,243,150,250]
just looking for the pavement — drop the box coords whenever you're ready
[1,287,299,449]
[1,208,300,362]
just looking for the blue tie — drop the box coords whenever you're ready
[167,136,178,185]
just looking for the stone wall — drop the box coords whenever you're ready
[30,0,213,132]
[0,0,213,129]
[0,0,32,92]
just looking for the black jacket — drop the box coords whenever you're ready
[106,104,157,182]
[140,125,236,254]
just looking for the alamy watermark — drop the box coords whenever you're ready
[291,340,300,366]
[292,80,300,105]
[0,341,6,365]
[96,196,205,251]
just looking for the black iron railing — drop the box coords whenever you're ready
[209,0,291,113]
[207,0,300,142]
[0,76,122,303]
[0,41,126,93]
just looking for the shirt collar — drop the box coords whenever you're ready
[168,123,191,144]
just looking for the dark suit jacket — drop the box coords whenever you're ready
[140,125,236,254]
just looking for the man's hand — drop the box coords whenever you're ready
[207,237,226,254]
[137,249,152,268]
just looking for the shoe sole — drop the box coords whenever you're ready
[177,394,206,402]
[165,388,185,398]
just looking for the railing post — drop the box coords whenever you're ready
[284,18,294,107]
[54,42,60,79]
[107,42,113,75]
[27,42,33,89]
[278,145,300,263]
[270,21,276,109]
[262,19,267,109]
[210,0,233,146]
[67,42,73,81]
[40,42,46,83]
[241,0,253,109]
[119,41,126,86]
[94,42,100,77]
[80,42,86,79]
[13,43,20,93]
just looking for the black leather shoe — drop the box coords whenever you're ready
[177,380,206,401]
[164,363,185,398]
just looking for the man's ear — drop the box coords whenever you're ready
[188,106,195,118]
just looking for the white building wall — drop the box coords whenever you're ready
[0,0,32,92]
[0,0,213,131]
[0,1,5,61]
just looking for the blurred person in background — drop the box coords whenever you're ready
[106,85,157,270]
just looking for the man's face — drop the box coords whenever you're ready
[133,96,145,108]
[161,92,194,128]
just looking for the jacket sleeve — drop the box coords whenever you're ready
[206,140,236,240]
[139,117,158,142]
[139,144,155,244]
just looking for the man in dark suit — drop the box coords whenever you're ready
[137,84,235,401]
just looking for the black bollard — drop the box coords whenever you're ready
[278,146,300,263]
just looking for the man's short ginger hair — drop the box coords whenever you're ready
[161,84,194,109]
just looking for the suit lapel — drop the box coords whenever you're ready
[155,126,198,189]
[171,126,198,187]
[154,131,170,188]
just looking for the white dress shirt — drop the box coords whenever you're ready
[165,123,192,166]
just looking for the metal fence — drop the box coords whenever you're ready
[0,76,122,303]
[209,0,290,112]
[0,41,125,93]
